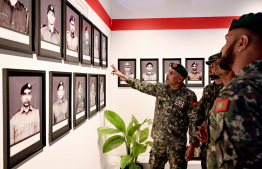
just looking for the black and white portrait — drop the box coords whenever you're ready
[163,59,181,83]
[89,76,97,112]
[66,6,79,52]
[99,76,105,107]
[141,59,158,83]
[93,27,100,65]
[187,60,203,81]
[75,77,85,115]
[82,19,92,62]
[101,34,107,66]
[118,59,136,87]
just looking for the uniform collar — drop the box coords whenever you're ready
[6,0,22,11]
[235,58,262,77]
[191,71,199,74]
[145,72,155,75]
[21,105,32,114]
[57,98,66,104]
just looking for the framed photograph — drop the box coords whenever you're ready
[162,58,181,83]
[0,0,33,54]
[88,74,98,117]
[185,58,205,87]
[3,69,46,169]
[81,15,93,65]
[98,75,106,110]
[64,1,80,63]
[140,59,159,83]
[36,0,62,59]
[92,25,101,66]
[101,33,108,67]
[49,71,71,142]
[73,73,87,127]
[118,59,136,87]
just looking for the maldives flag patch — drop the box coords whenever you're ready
[215,99,229,112]
[191,101,198,106]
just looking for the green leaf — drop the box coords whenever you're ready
[103,135,125,153]
[97,126,121,137]
[146,119,153,125]
[132,115,139,125]
[139,127,149,143]
[132,142,145,157]
[120,155,133,169]
[128,163,141,169]
[128,124,141,137]
[104,110,126,133]
[141,145,147,154]
[145,141,153,147]
[131,133,137,145]
[126,118,134,143]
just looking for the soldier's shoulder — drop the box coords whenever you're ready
[54,27,60,35]
[18,1,28,12]
[30,106,39,112]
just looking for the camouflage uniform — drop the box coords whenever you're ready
[208,59,262,168]
[196,82,223,169]
[126,78,199,169]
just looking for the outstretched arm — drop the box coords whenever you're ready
[111,64,128,81]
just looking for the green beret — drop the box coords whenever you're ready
[206,52,221,65]
[171,63,188,78]
[229,12,262,36]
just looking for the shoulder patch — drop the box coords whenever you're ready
[215,99,229,112]
[191,101,198,106]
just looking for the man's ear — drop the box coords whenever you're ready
[238,35,249,52]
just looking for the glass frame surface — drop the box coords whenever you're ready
[140,58,159,83]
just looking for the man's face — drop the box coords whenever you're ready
[209,63,215,76]
[47,11,55,25]
[215,59,230,76]
[146,64,153,72]
[78,84,82,95]
[166,68,181,85]
[70,20,75,34]
[21,89,32,107]
[57,86,65,100]
[124,65,130,72]
[85,30,89,40]
[192,64,198,71]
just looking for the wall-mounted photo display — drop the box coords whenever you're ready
[92,25,101,66]
[98,75,106,110]
[81,15,92,65]
[64,1,80,63]
[185,58,205,87]
[118,59,136,87]
[0,0,33,54]
[88,74,98,117]
[101,33,108,67]
[49,71,71,142]
[3,69,46,169]
[73,73,87,127]
[36,0,62,59]
[140,59,159,83]
[162,58,181,83]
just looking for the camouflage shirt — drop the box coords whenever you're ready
[208,59,262,168]
[126,78,199,145]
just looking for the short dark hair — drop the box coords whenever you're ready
[146,62,153,67]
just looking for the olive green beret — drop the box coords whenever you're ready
[206,52,221,65]
[229,12,262,36]
[171,63,188,79]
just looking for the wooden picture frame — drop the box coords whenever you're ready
[162,58,181,83]
[3,69,46,169]
[140,58,159,83]
[118,59,136,87]
[88,74,98,117]
[185,58,205,87]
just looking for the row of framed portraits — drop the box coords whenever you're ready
[118,58,205,87]
[3,69,106,169]
[0,0,108,67]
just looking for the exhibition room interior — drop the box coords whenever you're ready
[0,0,261,168]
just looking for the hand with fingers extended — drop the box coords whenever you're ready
[110,64,128,81]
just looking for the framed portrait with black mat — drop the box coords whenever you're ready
[140,58,159,83]
[88,74,98,117]
[81,15,93,65]
[98,74,106,110]
[118,59,136,87]
[185,58,205,87]
[162,58,181,83]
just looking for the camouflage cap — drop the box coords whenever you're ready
[229,12,262,36]
[206,52,221,65]
[171,63,188,78]
[21,83,32,95]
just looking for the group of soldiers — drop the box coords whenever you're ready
[111,12,262,169]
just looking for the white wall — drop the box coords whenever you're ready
[0,0,111,169]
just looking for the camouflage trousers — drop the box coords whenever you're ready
[206,145,218,169]
[200,143,207,169]
[149,141,187,169]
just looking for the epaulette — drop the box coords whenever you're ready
[19,1,28,12]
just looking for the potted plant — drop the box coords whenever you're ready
[97,110,153,169]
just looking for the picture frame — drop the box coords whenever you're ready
[98,74,106,110]
[73,73,87,127]
[92,25,101,66]
[101,33,108,67]
[162,58,181,83]
[64,0,80,63]
[0,0,33,54]
[140,59,159,83]
[3,69,46,169]
[36,0,63,59]
[118,59,136,87]
[49,71,72,142]
[81,15,93,65]
[185,58,205,87]
[88,74,98,117]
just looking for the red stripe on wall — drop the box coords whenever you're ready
[111,16,240,31]
[85,0,111,29]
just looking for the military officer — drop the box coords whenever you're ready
[41,4,60,45]
[67,15,78,51]
[111,63,199,169]
[100,79,104,102]
[102,37,106,61]
[142,62,157,81]
[83,26,90,56]
[10,83,40,145]
[76,81,85,114]
[195,53,224,169]
[122,62,134,79]
[0,0,29,33]
[94,32,99,59]
[90,80,96,107]
[188,62,202,80]
[208,12,262,168]
[53,81,68,125]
